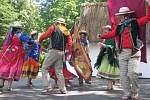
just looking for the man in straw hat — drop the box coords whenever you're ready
[98,0,150,99]
[39,17,72,94]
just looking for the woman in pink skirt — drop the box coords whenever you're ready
[0,22,35,94]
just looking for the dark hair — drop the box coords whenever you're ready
[108,28,112,31]
[12,27,22,34]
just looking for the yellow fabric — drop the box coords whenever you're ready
[57,24,70,36]
[72,43,92,80]
[21,59,39,79]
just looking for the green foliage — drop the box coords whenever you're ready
[0,0,107,48]
[0,0,43,33]
[0,0,43,47]
[41,0,79,29]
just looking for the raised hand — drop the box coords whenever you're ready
[96,34,102,38]
[97,42,106,48]
[146,0,150,4]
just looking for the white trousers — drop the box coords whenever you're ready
[42,49,66,91]
[119,49,140,96]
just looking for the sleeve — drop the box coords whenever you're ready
[101,27,117,39]
[19,33,34,44]
[40,45,48,53]
[138,5,150,26]
[67,35,72,54]
[29,43,41,62]
[39,25,55,43]
[107,45,114,49]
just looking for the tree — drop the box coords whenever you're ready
[0,0,108,48]
[40,0,79,29]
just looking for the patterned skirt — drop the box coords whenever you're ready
[97,55,120,80]
[0,49,25,81]
[21,58,39,79]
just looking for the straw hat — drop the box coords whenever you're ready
[79,30,88,36]
[56,17,67,25]
[115,7,135,16]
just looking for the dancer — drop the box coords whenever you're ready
[39,17,72,94]
[98,0,150,99]
[0,22,35,93]
[95,25,119,90]
[21,31,41,87]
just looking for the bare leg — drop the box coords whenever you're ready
[8,80,13,92]
[78,76,83,86]
[54,80,58,88]
[107,80,113,90]
[0,79,4,94]
[28,77,33,87]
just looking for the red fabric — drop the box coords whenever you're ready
[39,25,54,43]
[107,0,148,62]
[39,25,72,54]
[121,27,132,48]
[66,35,73,55]
[48,66,76,80]
[0,35,25,81]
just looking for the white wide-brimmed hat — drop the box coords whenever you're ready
[56,17,67,25]
[11,22,23,29]
[30,31,38,35]
[115,7,135,16]
[103,25,112,30]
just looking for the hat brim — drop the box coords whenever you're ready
[79,31,88,35]
[31,33,38,35]
[115,11,135,16]
[31,31,38,35]
[57,21,67,25]
[11,25,22,29]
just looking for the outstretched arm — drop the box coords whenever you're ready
[138,0,150,26]
[39,25,54,43]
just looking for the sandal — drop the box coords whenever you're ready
[122,96,131,100]
[7,87,13,94]
[59,90,68,94]
[7,87,12,92]
[0,88,3,94]
[107,87,113,90]
[41,87,52,95]
[132,93,139,100]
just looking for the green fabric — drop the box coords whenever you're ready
[94,38,118,69]
[97,55,120,80]
[104,38,116,48]
[116,18,142,52]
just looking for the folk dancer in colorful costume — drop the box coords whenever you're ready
[95,25,119,90]
[71,25,92,86]
[77,30,92,85]
[21,31,42,87]
[39,18,72,94]
[0,22,35,94]
[99,0,150,99]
